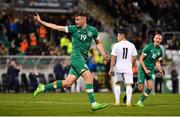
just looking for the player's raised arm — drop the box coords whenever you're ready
[34,12,66,32]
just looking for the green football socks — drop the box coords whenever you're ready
[86,84,96,104]
[139,88,151,102]
[45,80,62,90]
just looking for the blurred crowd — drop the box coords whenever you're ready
[93,0,180,33]
[93,0,180,50]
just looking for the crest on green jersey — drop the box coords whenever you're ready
[87,31,93,37]
[152,53,157,59]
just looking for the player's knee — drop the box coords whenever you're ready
[148,85,153,90]
[138,85,144,92]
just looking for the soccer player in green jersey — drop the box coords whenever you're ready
[135,32,164,107]
[33,11,109,111]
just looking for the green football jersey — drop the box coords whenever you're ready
[139,43,163,71]
[67,25,98,60]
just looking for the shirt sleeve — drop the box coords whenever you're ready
[66,25,76,34]
[111,44,117,56]
[93,28,100,41]
[142,44,150,56]
[132,45,138,56]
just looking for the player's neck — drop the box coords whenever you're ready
[153,43,159,47]
[121,39,126,41]
[81,24,87,29]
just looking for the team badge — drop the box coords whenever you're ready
[152,53,157,59]
[87,32,93,37]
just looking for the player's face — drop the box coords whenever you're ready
[153,34,162,45]
[75,16,86,27]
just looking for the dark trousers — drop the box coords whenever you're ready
[172,79,179,93]
[155,78,163,93]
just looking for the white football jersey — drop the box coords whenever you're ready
[111,40,137,73]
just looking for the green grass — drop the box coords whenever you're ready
[0,92,180,116]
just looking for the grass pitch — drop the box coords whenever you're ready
[0,92,179,116]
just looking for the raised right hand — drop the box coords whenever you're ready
[34,12,41,23]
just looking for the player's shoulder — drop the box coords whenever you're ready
[112,42,119,49]
[144,43,153,48]
[87,25,98,31]
[67,25,77,29]
[123,40,135,48]
[126,40,135,45]
[68,25,76,27]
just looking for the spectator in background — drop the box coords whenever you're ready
[19,38,28,54]
[0,43,8,55]
[53,60,65,92]
[170,67,179,93]
[38,25,47,40]
[29,72,38,92]
[167,36,179,50]
[7,59,20,93]
[155,67,164,93]
[29,32,37,47]
[5,17,18,42]
[60,35,72,55]
[9,43,19,55]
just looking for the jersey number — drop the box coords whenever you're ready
[123,48,128,59]
[80,34,87,41]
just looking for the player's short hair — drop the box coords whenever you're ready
[155,30,162,35]
[74,11,87,17]
[118,29,127,36]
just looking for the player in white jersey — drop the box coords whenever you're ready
[109,31,137,107]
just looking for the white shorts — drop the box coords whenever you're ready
[115,72,133,84]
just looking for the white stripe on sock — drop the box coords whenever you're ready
[86,89,94,93]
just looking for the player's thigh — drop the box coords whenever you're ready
[69,67,80,79]
[138,70,146,84]
[145,72,154,81]
[114,72,123,85]
[124,72,133,84]
[70,58,88,75]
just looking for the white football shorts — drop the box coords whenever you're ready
[115,72,133,84]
